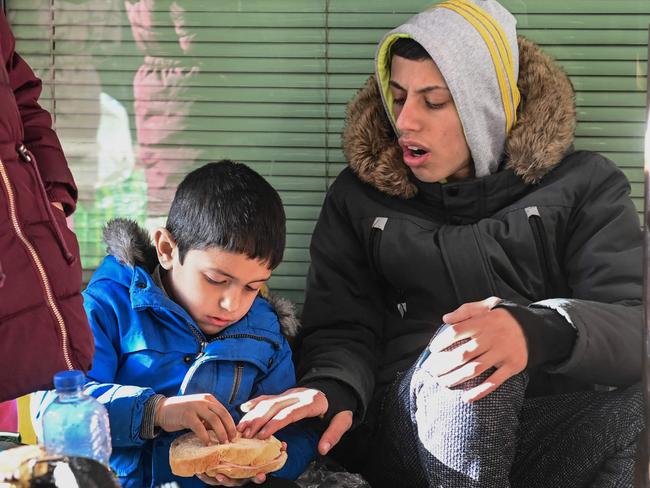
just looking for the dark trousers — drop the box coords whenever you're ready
[354,352,643,488]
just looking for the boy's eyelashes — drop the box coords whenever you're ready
[204,275,226,286]
[203,274,260,293]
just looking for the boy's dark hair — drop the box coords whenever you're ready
[166,160,286,269]
[390,37,430,61]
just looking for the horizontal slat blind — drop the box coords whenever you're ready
[7,0,649,306]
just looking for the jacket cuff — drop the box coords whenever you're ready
[300,379,358,425]
[495,301,576,370]
[139,394,165,440]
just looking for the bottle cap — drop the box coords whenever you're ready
[53,370,85,393]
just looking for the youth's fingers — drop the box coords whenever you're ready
[430,338,487,376]
[257,400,314,438]
[238,397,299,438]
[318,410,353,455]
[442,296,501,324]
[428,323,474,353]
[239,395,272,415]
[255,404,312,439]
[436,352,495,388]
[461,366,513,403]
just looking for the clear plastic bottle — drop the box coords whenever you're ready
[41,370,112,465]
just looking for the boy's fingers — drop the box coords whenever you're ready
[205,401,237,441]
[318,410,353,455]
[252,473,267,484]
[196,473,220,485]
[216,407,237,441]
[189,417,211,445]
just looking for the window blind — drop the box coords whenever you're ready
[7,0,649,306]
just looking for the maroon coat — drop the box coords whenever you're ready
[0,10,93,401]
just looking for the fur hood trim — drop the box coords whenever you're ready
[102,218,301,337]
[342,37,576,198]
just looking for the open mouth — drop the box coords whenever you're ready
[407,146,428,157]
[401,143,431,167]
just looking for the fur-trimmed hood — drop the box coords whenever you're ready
[342,37,576,198]
[102,218,301,337]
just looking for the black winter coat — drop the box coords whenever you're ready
[296,38,642,421]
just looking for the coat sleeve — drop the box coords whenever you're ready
[248,331,318,480]
[1,11,77,214]
[533,155,642,387]
[296,174,386,421]
[81,289,157,448]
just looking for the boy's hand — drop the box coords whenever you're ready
[196,472,266,486]
[237,387,353,455]
[155,393,236,445]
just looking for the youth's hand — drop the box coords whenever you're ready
[154,393,237,445]
[51,202,64,212]
[237,387,327,439]
[428,297,528,403]
[237,387,353,454]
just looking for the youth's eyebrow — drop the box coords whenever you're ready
[208,267,271,283]
[389,80,449,94]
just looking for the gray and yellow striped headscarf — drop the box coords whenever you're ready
[375,0,520,178]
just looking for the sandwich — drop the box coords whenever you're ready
[169,431,287,479]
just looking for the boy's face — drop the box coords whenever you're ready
[154,229,272,336]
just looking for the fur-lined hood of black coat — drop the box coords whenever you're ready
[342,37,576,198]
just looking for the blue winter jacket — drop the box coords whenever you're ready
[33,222,317,488]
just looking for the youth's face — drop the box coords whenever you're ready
[389,55,473,182]
[156,232,271,336]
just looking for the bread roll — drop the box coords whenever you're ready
[169,431,287,479]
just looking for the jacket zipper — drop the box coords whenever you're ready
[369,217,387,277]
[0,158,74,370]
[18,144,75,264]
[228,362,244,404]
[211,333,280,350]
[187,327,281,360]
[369,217,408,317]
[525,206,553,298]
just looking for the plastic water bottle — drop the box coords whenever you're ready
[41,370,112,465]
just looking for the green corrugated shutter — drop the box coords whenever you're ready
[7,0,649,306]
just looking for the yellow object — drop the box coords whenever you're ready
[17,396,36,445]
[436,0,520,131]
[259,283,270,300]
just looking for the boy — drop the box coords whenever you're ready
[34,160,317,488]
